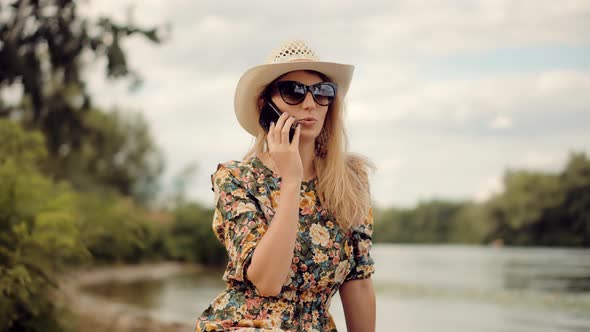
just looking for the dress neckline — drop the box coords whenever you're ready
[252,155,317,186]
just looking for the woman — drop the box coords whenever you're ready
[195,40,376,332]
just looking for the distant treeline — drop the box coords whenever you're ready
[374,152,590,247]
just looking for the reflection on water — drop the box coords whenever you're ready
[82,278,165,309]
[82,244,590,332]
[501,249,590,293]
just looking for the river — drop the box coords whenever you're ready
[82,244,590,331]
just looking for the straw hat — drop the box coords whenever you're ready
[234,40,355,136]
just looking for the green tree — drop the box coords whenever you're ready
[448,202,492,244]
[530,152,590,246]
[50,109,165,204]
[484,152,590,247]
[412,200,463,243]
[0,120,88,332]
[77,191,164,263]
[0,0,165,203]
[485,169,563,245]
[374,200,464,244]
[558,152,590,246]
[166,203,226,265]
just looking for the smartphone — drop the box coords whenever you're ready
[259,100,297,143]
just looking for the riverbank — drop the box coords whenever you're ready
[59,262,200,332]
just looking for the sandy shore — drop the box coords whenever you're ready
[59,262,200,332]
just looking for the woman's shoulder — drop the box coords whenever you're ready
[210,156,276,213]
[215,157,253,172]
[211,156,263,187]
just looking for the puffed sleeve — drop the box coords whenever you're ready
[210,163,268,285]
[345,207,376,281]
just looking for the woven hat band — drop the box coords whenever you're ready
[266,40,320,64]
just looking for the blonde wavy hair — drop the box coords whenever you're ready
[243,71,375,230]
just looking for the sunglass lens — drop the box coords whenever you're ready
[313,83,336,106]
[279,82,306,105]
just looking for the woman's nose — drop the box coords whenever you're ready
[301,91,316,110]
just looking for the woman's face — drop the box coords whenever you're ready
[269,70,330,142]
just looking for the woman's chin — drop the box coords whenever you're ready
[298,132,319,142]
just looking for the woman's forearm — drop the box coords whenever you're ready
[340,278,376,332]
[247,179,300,296]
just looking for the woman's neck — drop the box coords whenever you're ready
[298,140,316,181]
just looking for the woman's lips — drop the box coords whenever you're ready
[298,119,317,126]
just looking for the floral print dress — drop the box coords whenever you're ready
[195,156,375,332]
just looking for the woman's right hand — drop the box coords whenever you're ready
[266,112,302,184]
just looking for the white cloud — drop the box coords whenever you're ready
[360,0,590,57]
[510,150,565,171]
[351,70,590,138]
[489,115,513,129]
[473,176,504,202]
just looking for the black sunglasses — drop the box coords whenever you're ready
[273,80,338,106]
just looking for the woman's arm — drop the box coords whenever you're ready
[246,178,300,296]
[339,277,376,332]
[246,113,303,297]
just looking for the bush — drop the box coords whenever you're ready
[0,120,88,331]
[77,192,166,263]
[165,203,226,265]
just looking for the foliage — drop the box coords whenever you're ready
[0,120,88,332]
[0,0,165,204]
[484,169,563,245]
[485,152,590,246]
[77,191,165,264]
[447,202,493,244]
[553,153,590,246]
[50,109,165,204]
[162,163,226,265]
[0,119,222,330]
[0,0,162,121]
[0,1,226,329]
[165,203,226,265]
[374,200,464,244]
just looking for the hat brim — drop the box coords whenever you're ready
[234,61,354,136]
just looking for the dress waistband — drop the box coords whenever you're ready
[226,280,335,311]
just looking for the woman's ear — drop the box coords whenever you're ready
[257,98,265,110]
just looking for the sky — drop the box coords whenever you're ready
[79,0,590,208]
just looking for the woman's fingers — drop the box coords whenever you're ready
[267,121,276,146]
[274,112,289,141]
[268,112,299,147]
[281,116,296,144]
[265,111,303,181]
[291,122,301,146]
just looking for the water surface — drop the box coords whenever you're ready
[83,244,590,331]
